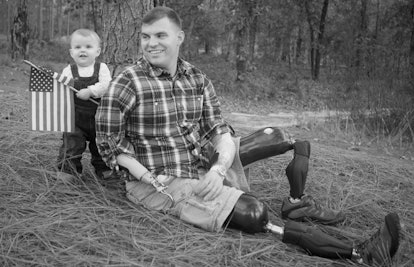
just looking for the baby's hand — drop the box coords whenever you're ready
[76,88,92,100]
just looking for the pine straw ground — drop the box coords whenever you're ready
[1,63,414,267]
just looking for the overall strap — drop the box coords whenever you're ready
[70,64,80,79]
[93,61,101,77]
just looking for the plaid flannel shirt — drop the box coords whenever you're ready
[95,57,230,179]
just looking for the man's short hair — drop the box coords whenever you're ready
[142,6,182,29]
[70,29,101,47]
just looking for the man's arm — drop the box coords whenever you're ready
[195,132,236,201]
[95,70,136,169]
[210,132,235,172]
[193,73,236,201]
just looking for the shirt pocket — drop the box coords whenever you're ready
[141,97,178,127]
[182,95,203,125]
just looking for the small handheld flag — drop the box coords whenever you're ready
[28,65,75,132]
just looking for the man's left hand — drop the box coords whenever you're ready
[194,170,223,201]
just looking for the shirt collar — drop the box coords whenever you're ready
[141,57,194,78]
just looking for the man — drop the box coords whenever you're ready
[96,6,401,265]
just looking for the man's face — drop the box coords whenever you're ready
[69,34,101,68]
[141,17,184,74]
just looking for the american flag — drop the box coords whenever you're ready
[29,67,75,132]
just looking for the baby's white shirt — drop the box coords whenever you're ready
[61,62,111,98]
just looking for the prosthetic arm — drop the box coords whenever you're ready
[116,154,174,204]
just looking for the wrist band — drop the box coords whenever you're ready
[210,165,226,181]
[139,171,153,181]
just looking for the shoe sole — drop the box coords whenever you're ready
[384,212,401,257]
[282,210,346,225]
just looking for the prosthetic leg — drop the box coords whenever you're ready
[239,127,345,225]
[239,127,309,198]
[225,194,401,265]
[239,127,293,166]
[285,140,310,199]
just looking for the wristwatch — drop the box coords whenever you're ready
[210,165,227,181]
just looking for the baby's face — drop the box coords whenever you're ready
[69,34,101,67]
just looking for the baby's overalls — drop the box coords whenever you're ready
[57,62,110,178]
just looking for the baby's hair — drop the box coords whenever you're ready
[70,29,101,47]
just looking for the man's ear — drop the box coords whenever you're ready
[178,30,185,45]
[97,47,101,56]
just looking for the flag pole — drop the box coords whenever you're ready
[23,60,99,105]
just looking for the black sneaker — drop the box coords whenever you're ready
[355,213,401,266]
[281,195,345,225]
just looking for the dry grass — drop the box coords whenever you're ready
[1,61,413,267]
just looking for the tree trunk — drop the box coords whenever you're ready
[205,40,211,55]
[235,0,252,81]
[354,0,368,70]
[154,0,166,6]
[314,0,329,80]
[235,24,248,81]
[101,0,154,75]
[10,0,29,60]
[79,4,84,28]
[90,0,99,34]
[50,0,54,40]
[7,1,12,41]
[57,0,62,37]
[248,1,258,63]
[182,17,195,59]
[38,0,43,40]
[295,23,303,64]
[410,1,414,88]
[304,1,315,79]
[67,9,70,36]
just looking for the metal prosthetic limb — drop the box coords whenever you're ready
[239,127,294,166]
[226,194,354,260]
[116,154,175,208]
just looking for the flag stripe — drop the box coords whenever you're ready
[59,82,64,131]
[53,81,58,131]
[68,84,74,132]
[39,93,44,131]
[46,91,51,131]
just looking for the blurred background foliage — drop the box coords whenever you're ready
[1,0,414,145]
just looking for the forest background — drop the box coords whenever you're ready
[3,0,414,144]
[0,0,414,266]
